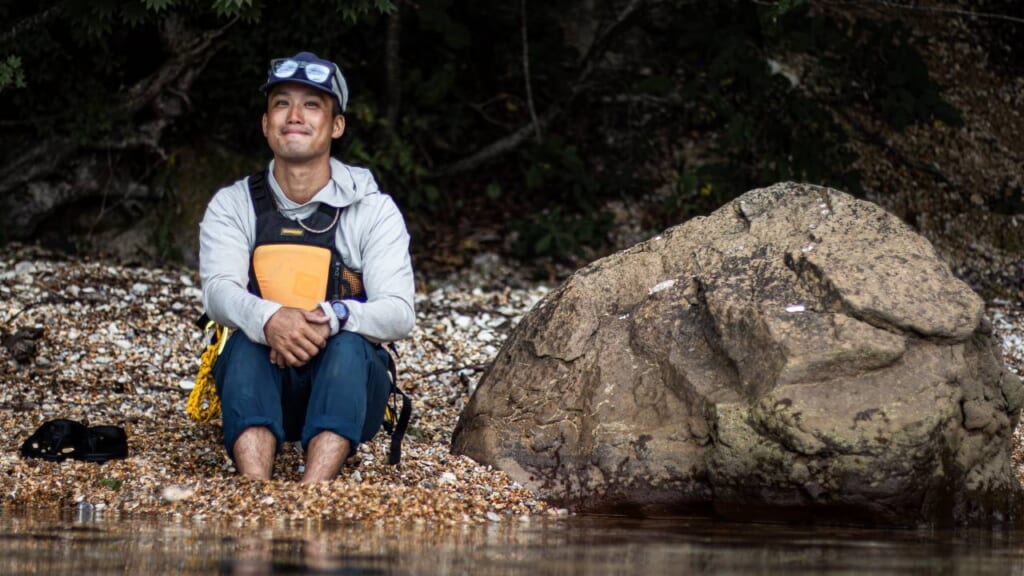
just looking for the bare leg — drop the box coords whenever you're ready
[233,427,276,480]
[301,431,349,483]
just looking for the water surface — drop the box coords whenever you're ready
[1,509,1021,575]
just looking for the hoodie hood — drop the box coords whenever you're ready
[267,157,379,211]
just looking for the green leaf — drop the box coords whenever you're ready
[534,234,552,255]
[635,75,674,96]
[416,64,456,107]
[765,0,808,19]
[0,56,26,91]
[141,0,178,11]
[98,478,123,490]
[485,182,502,200]
[424,185,441,204]
[211,0,252,17]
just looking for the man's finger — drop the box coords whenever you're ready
[303,310,330,324]
[299,323,327,349]
[283,349,307,368]
[296,333,322,358]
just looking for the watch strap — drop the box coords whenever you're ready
[319,301,340,335]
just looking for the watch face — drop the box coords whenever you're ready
[331,301,348,320]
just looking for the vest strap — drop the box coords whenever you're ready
[248,170,276,217]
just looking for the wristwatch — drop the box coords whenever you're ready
[330,300,350,329]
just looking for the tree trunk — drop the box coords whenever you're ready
[385,1,403,133]
[0,17,234,242]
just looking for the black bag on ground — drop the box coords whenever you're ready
[20,419,128,463]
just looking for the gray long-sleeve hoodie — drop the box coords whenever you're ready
[199,158,415,344]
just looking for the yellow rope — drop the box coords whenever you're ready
[186,323,229,423]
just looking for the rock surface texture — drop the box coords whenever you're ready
[451,183,1023,526]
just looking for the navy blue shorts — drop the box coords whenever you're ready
[213,330,392,458]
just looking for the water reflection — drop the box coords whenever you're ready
[1,509,1023,575]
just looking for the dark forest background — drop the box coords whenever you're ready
[1,0,1021,292]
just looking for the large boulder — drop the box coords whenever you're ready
[451,183,1023,526]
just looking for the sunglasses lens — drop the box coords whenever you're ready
[273,60,298,78]
[304,64,331,83]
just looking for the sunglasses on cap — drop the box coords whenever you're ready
[270,58,337,83]
[264,53,349,111]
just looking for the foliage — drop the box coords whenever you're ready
[0,55,24,91]
[510,138,612,261]
[590,0,959,233]
[0,0,392,138]
[765,7,962,130]
[98,478,123,490]
[0,0,969,267]
[151,146,262,263]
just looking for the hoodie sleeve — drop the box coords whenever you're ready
[199,180,282,345]
[342,194,416,342]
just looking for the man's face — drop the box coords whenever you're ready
[262,83,345,164]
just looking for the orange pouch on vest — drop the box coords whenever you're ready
[252,244,331,309]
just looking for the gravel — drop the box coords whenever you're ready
[1,244,1022,526]
[0,244,557,526]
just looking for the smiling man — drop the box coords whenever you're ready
[198,51,415,482]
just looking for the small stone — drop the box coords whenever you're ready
[161,485,195,502]
[75,501,96,522]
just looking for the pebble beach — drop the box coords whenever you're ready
[1,244,1023,527]
[0,245,554,526]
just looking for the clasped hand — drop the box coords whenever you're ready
[264,306,331,368]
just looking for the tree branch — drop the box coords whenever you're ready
[0,138,76,197]
[120,16,236,112]
[408,363,491,379]
[0,4,63,45]
[434,105,562,176]
[521,0,542,142]
[435,0,649,176]
[836,0,1024,26]
[385,1,403,131]
[0,17,238,232]
[574,0,646,89]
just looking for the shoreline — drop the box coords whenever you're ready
[0,245,553,525]
[2,244,1022,526]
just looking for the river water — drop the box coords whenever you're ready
[1,509,1022,575]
